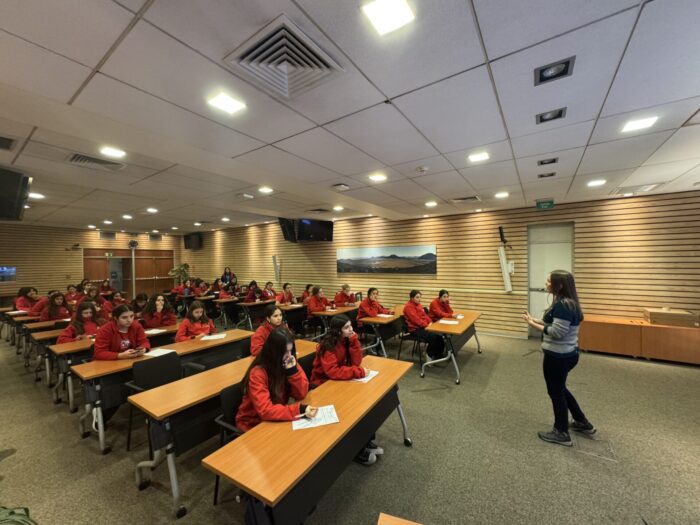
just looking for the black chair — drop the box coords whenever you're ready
[354,292,363,302]
[54,320,70,329]
[213,383,245,505]
[397,317,425,366]
[297,352,315,388]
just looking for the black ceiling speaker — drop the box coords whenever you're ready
[0,167,30,220]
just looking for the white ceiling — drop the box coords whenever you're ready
[0,0,699,233]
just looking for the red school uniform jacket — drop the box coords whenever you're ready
[142,310,177,328]
[301,291,310,304]
[311,335,365,386]
[357,298,391,327]
[403,300,431,332]
[15,296,37,312]
[65,292,80,303]
[56,320,100,344]
[39,306,71,321]
[307,295,329,316]
[261,288,276,301]
[245,288,258,302]
[112,297,128,306]
[250,321,275,356]
[334,291,355,306]
[235,364,309,432]
[429,298,454,322]
[93,320,150,360]
[29,296,50,316]
[276,290,292,304]
[175,318,216,342]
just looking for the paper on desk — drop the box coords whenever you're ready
[438,319,459,325]
[144,328,166,335]
[292,405,339,430]
[8,310,24,314]
[352,369,379,383]
[201,333,226,340]
[456,314,464,319]
[146,348,176,357]
[61,318,72,322]
[377,313,394,318]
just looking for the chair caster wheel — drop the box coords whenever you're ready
[175,507,187,519]
[101,446,112,455]
[54,398,62,404]
[70,407,78,413]
[419,372,425,378]
[81,431,91,439]
[404,438,413,447]
[138,480,151,491]
[478,349,482,354]
[35,377,41,382]
[455,379,460,385]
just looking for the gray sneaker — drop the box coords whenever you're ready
[569,420,597,435]
[353,449,377,466]
[538,429,573,447]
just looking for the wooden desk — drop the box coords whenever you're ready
[238,299,276,330]
[213,297,239,305]
[424,310,482,384]
[14,315,40,323]
[378,513,422,525]
[72,329,254,455]
[0,306,11,313]
[25,319,71,331]
[29,328,64,385]
[312,305,360,340]
[129,340,318,518]
[213,296,239,328]
[202,356,413,525]
[358,312,401,358]
[6,310,30,317]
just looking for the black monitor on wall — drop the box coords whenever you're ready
[278,218,297,242]
[297,219,333,242]
[184,233,203,250]
[0,167,30,220]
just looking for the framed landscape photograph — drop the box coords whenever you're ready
[337,245,437,274]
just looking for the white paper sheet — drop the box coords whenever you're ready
[352,370,379,383]
[201,333,226,340]
[8,310,24,314]
[438,319,459,325]
[144,328,166,335]
[456,314,465,319]
[377,313,394,318]
[292,405,339,430]
[146,348,176,357]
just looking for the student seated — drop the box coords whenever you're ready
[261,281,276,301]
[15,287,39,312]
[334,284,356,306]
[251,304,293,356]
[57,301,102,343]
[93,304,150,360]
[301,284,313,304]
[111,291,128,306]
[65,284,80,303]
[76,279,90,295]
[306,286,330,317]
[99,279,115,296]
[245,280,259,302]
[39,292,71,321]
[29,290,59,316]
[175,300,216,341]
[194,279,211,296]
[210,278,224,293]
[131,293,149,320]
[429,289,454,321]
[403,290,445,360]
[311,315,382,466]
[236,329,316,432]
[357,287,393,327]
[276,282,297,304]
[142,294,177,328]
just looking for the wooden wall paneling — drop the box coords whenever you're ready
[83,258,109,282]
[155,257,174,278]
[135,258,156,279]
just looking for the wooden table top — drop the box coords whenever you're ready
[128,340,318,421]
[582,314,649,326]
[377,513,422,525]
[311,305,359,317]
[31,329,64,341]
[238,299,276,307]
[49,323,181,356]
[202,356,412,507]
[213,297,239,304]
[0,307,12,313]
[6,310,29,317]
[426,310,481,336]
[278,303,305,311]
[359,312,400,325]
[25,319,71,331]
[14,316,41,323]
[71,328,254,381]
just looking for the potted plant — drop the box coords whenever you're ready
[168,263,190,284]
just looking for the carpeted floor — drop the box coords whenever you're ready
[1,331,698,525]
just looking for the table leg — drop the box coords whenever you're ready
[67,372,76,413]
[52,371,65,404]
[420,335,461,384]
[79,402,93,438]
[166,446,187,518]
[474,330,482,353]
[45,355,53,386]
[395,403,413,446]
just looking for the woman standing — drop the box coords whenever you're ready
[522,270,595,446]
[221,267,236,285]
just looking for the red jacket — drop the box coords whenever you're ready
[15,296,37,312]
[250,321,275,356]
[142,310,177,328]
[236,364,309,432]
[93,320,150,360]
[100,286,115,295]
[301,291,310,304]
[334,291,355,306]
[112,297,128,306]
[175,318,215,342]
[261,288,276,300]
[30,296,50,316]
[276,290,295,304]
[219,289,233,299]
[403,300,431,332]
[245,288,259,302]
[56,320,99,344]
[429,298,454,321]
[39,306,71,321]
[311,335,365,386]
[196,285,210,296]
[307,295,329,317]
[65,292,80,303]
[357,298,391,326]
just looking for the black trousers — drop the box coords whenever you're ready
[542,351,587,433]
[415,328,445,359]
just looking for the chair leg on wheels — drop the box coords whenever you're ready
[213,475,220,505]
[126,404,133,452]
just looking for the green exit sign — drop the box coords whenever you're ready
[536,199,555,210]
[104,252,113,257]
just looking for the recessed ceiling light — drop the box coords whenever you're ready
[621,116,658,133]
[171,226,178,230]
[468,151,490,163]
[537,172,556,179]
[194,222,202,226]
[333,205,344,212]
[207,92,246,115]
[332,218,337,222]
[24,204,30,209]
[28,192,45,199]
[88,225,96,229]
[415,166,429,174]
[367,214,373,217]
[241,193,255,199]
[100,146,126,159]
[369,172,387,182]
[120,230,125,233]
[537,157,558,166]
[425,201,437,208]
[259,186,273,194]
[475,209,483,213]
[122,214,132,220]
[536,107,567,124]
[211,229,216,232]
[423,214,429,218]
[495,192,509,199]
[587,179,606,187]
[534,56,575,86]
[362,0,415,36]
[103,220,112,225]
[244,224,249,227]
[152,229,159,233]
[146,207,158,214]
[623,193,633,197]
[222,217,230,222]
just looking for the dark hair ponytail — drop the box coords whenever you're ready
[319,314,351,355]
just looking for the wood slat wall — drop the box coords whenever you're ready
[181,191,700,338]
[0,225,181,298]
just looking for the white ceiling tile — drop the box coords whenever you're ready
[523,178,573,203]
[444,140,512,170]
[0,30,90,103]
[516,147,585,184]
[567,169,633,196]
[0,117,33,164]
[643,126,700,165]
[688,111,700,126]
[474,0,638,59]
[233,146,339,184]
[393,67,506,154]
[22,178,92,205]
[296,0,484,97]
[603,0,700,115]
[19,204,66,223]
[392,155,454,177]
[621,159,700,187]
[68,190,167,213]
[325,104,437,165]
[379,179,436,201]
[74,74,264,156]
[101,21,314,143]
[324,176,368,192]
[274,128,383,175]
[412,170,474,198]
[161,165,251,190]
[578,130,674,174]
[661,164,700,192]
[459,160,519,190]
[592,97,700,144]
[342,187,401,204]
[511,121,594,157]
[491,10,637,138]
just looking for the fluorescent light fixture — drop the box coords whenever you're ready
[103,220,112,225]
[333,205,344,212]
[28,192,45,199]
[171,226,178,230]
[368,172,387,182]
[122,214,132,220]
[88,225,96,229]
[194,222,202,226]
[425,201,437,208]
[222,217,230,222]
[495,191,509,199]
[241,193,255,199]
[146,207,158,214]
[207,92,246,115]
[362,0,415,36]
[100,146,126,159]
[423,214,429,218]
[468,151,490,163]
[587,179,606,187]
[623,193,633,197]
[475,209,483,213]
[258,186,273,194]
[244,224,249,227]
[621,116,658,133]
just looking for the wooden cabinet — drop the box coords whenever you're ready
[642,325,700,365]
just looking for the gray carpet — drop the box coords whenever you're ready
[1,332,698,525]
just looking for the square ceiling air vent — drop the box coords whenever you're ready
[612,183,663,195]
[450,195,481,203]
[307,208,331,213]
[224,15,344,99]
[67,153,126,172]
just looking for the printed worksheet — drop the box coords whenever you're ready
[439,319,459,325]
[146,349,176,357]
[377,313,394,318]
[201,333,226,340]
[352,369,379,383]
[292,405,339,430]
[144,328,166,335]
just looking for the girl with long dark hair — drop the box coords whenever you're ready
[251,304,291,356]
[39,292,70,321]
[142,294,177,328]
[56,301,102,343]
[175,300,215,341]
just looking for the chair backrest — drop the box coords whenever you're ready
[54,320,70,329]
[297,352,315,382]
[220,383,244,426]
[354,292,363,302]
[132,352,182,390]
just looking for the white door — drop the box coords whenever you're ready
[528,223,573,335]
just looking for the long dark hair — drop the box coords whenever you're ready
[18,287,37,299]
[305,284,313,294]
[143,294,174,316]
[186,300,209,323]
[47,292,67,319]
[242,329,296,403]
[248,280,258,290]
[546,270,583,320]
[111,303,134,320]
[72,301,101,334]
[131,293,148,313]
[319,314,351,355]
[311,286,322,296]
[77,279,90,293]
